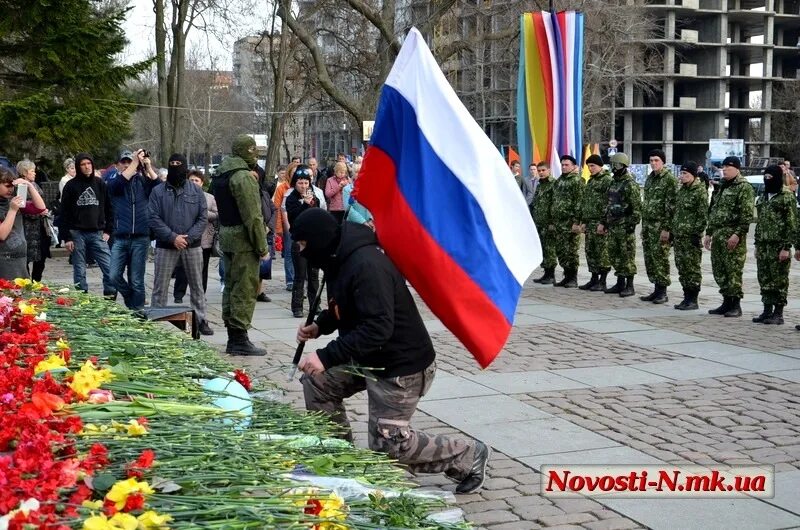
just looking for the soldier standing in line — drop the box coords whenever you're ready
[640,149,678,304]
[704,156,755,318]
[753,165,796,325]
[578,154,613,291]
[672,162,708,310]
[599,153,641,297]
[532,162,558,285]
[551,155,584,288]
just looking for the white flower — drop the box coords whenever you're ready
[35,312,47,321]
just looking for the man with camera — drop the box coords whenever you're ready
[107,149,160,311]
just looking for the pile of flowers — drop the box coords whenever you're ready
[0,278,467,529]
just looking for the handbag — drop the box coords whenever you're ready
[211,223,222,258]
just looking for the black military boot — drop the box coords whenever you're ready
[708,296,730,315]
[640,286,658,302]
[590,270,609,292]
[579,273,598,290]
[619,276,635,297]
[562,269,578,288]
[540,267,556,285]
[752,304,774,323]
[724,297,742,317]
[682,287,699,310]
[651,284,668,304]
[764,304,784,325]
[554,269,570,287]
[604,275,625,294]
[674,288,689,310]
[533,267,553,284]
[226,328,267,356]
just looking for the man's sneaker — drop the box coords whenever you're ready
[293,310,303,318]
[256,292,271,303]
[174,297,183,304]
[198,320,214,336]
[286,283,294,291]
[456,442,491,494]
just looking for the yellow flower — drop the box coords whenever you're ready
[34,354,66,374]
[83,514,114,530]
[79,423,112,436]
[31,280,44,291]
[109,513,138,530]
[81,500,103,510]
[70,360,115,399]
[136,511,173,529]
[82,513,139,530]
[14,278,32,288]
[106,478,155,510]
[292,488,347,529]
[57,337,70,350]
[18,301,37,315]
[126,419,148,437]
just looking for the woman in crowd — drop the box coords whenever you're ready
[273,162,298,292]
[0,168,46,280]
[59,158,75,195]
[324,161,351,223]
[285,165,322,318]
[342,162,374,229]
[17,159,51,281]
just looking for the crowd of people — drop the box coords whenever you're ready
[525,149,800,327]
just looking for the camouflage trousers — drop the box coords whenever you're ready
[221,250,259,330]
[756,242,791,305]
[674,235,703,290]
[554,229,580,271]
[301,362,477,479]
[608,228,637,276]
[710,231,747,298]
[584,226,610,273]
[642,224,672,286]
[538,226,558,269]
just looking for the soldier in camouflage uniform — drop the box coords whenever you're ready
[552,155,584,287]
[212,135,269,355]
[704,156,755,317]
[532,162,558,284]
[672,162,708,310]
[641,149,678,304]
[599,152,641,297]
[753,165,796,325]
[292,209,490,495]
[578,154,613,291]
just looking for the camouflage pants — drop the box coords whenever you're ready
[221,250,259,330]
[674,235,702,290]
[539,226,557,269]
[584,226,610,273]
[642,224,672,286]
[756,242,791,305]
[710,232,747,298]
[301,362,477,479]
[554,229,580,271]
[608,228,637,276]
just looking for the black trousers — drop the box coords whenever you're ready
[290,241,320,312]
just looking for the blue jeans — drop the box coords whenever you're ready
[283,230,294,286]
[109,235,149,309]
[70,230,115,295]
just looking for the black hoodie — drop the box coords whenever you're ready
[314,222,435,378]
[60,153,114,240]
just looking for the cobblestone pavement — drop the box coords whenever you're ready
[42,226,800,529]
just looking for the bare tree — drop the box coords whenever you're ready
[770,81,800,161]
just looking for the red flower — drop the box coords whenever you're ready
[123,492,146,512]
[234,369,252,391]
[304,498,323,515]
[137,416,149,426]
[104,499,118,516]
[55,297,73,306]
[126,449,155,478]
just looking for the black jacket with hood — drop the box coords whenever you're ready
[311,221,435,378]
[60,153,114,240]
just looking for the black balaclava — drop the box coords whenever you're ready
[291,208,341,271]
[167,154,188,187]
[764,165,783,195]
[74,153,95,179]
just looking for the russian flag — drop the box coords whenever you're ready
[356,28,542,368]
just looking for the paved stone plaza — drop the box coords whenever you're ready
[45,231,800,530]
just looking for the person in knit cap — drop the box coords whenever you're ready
[149,153,213,336]
[212,134,268,355]
[671,162,708,310]
[61,153,116,296]
[578,154,613,291]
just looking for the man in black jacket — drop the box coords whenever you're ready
[292,209,490,494]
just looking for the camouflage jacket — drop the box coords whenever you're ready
[755,189,796,249]
[531,177,554,228]
[707,173,754,238]
[604,170,642,232]
[642,168,678,231]
[551,171,584,230]
[580,170,613,225]
[672,178,708,237]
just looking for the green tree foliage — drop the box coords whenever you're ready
[0,0,151,160]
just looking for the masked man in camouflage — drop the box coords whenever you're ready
[704,156,755,318]
[212,134,269,355]
[753,165,796,325]
[599,153,641,297]
[640,149,678,304]
[532,162,557,284]
[578,155,613,291]
[672,162,708,310]
[552,155,584,287]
